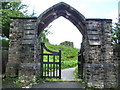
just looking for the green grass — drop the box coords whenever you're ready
[43,43,80,69]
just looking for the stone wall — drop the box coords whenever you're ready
[6,17,40,82]
[83,19,117,88]
[6,17,118,88]
[113,45,120,86]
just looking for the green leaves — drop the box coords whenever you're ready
[1,2,27,38]
[39,25,52,43]
[112,23,120,44]
[1,38,9,47]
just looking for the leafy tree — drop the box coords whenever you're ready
[1,38,9,47]
[60,41,74,48]
[1,2,28,38]
[112,23,120,44]
[39,25,52,43]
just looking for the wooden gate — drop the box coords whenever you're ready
[40,43,61,79]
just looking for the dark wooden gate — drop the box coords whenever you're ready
[40,43,61,79]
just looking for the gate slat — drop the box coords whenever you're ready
[59,50,61,79]
[53,55,55,77]
[56,64,57,77]
[42,62,60,64]
[50,64,52,77]
[44,64,46,76]
[47,55,49,77]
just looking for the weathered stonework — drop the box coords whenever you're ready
[5,2,119,88]
[83,19,117,88]
[6,17,41,82]
[113,45,120,86]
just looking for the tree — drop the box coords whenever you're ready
[39,25,52,43]
[60,41,74,48]
[1,2,28,38]
[112,23,120,44]
[1,38,9,47]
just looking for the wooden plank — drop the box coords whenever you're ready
[50,64,52,77]
[53,55,55,77]
[39,53,59,55]
[42,62,60,64]
[59,50,61,79]
[41,43,44,78]
[45,64,46,77]
[47,55,49,77]
[56,64,58,77]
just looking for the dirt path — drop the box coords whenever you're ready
[61,67,75,80]
[31,67,86,88]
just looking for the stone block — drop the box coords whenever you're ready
[24,24,36,30]
[22,40,34,44]
[88,35,100,40]
[6,62,20,77]
[23,35,35,39]
[19,63,41,83]
[89,40,101,45]
[87,31,99,35]
[87,26,97,31]
[24,30,35,35]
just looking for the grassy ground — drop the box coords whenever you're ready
[44,43,80,69]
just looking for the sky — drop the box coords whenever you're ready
[21,0,119,49]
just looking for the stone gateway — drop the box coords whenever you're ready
[6,2,119,88]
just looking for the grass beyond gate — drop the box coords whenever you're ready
[44,43,80,69]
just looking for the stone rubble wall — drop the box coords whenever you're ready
[6,17,40,82]
[83,19,117,88]
[113,45,120,86]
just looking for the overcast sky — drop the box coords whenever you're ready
[21,0,119,49]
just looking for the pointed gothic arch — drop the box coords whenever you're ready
[35,2,87,81]
[6,2,116,88]
[37,2,86,36]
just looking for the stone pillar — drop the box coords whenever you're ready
[6,18,24,77]
[102,20,117,88]
[84,19,116,88]
[113,45,120,86]
[6,17,40,84]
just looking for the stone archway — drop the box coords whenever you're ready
[6,2,117,88]
[35,2,87,80]
[37,2,86,35]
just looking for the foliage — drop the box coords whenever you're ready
[1,2,28,38]
[1,38,9,73]
[1,38,9,47]
[44,43,80,69]
[112,23,120,44]
[74,66,78,78]
[39,25,52,43]
[60,41,74,48]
